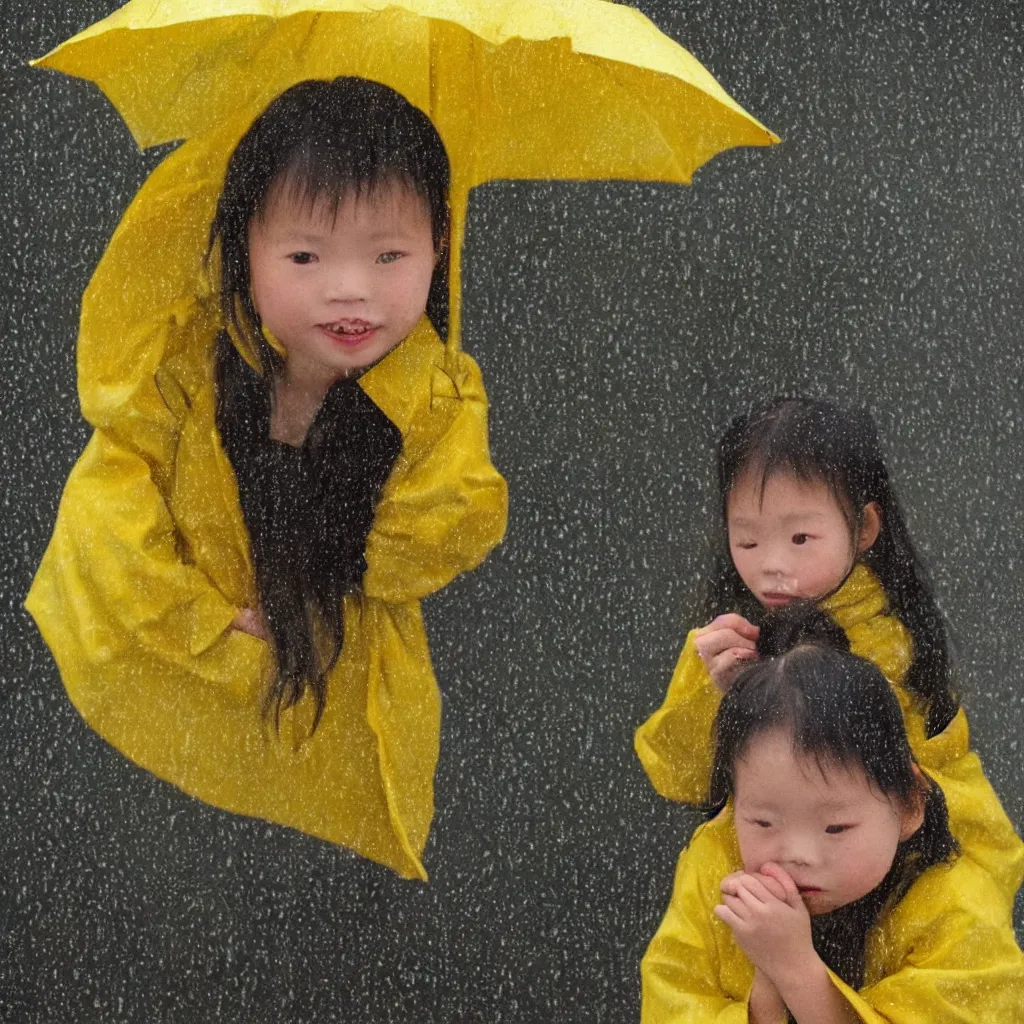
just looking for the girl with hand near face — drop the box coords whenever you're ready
[27,78,507,879]
[634,398,1023,909]
[640,608,1024,1023]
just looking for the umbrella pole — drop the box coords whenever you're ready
[446,181,470,356]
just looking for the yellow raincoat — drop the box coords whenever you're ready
[634,565,1024,909]
[641,808,1024,1023]
[26,109,507,882]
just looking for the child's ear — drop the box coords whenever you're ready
[857,501,882,553]
[898,765,928,841]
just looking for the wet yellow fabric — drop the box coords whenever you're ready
[34,0,777,157]
[33,0,778,349]
[634,564,1024,908]
[641,808,1024,1023]
[25,119,507,880]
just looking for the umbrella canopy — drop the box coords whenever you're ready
[35,0,779,346]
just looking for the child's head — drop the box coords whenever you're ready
[709,606,957,917]
[210,77,451,377]
[718,397,886,607]
[708,396,958,735]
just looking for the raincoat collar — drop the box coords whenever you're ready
[357,314,441,437]
[820,563,888,632]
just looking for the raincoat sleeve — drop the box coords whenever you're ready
[826,858,1024,1023]
[26,313,263,695]
[362,349,507,604]
[844,595,1024,907]
[634,630,721,804]
[912,712,1024,911]
[643,820,1024,1024]
[29,430,241,662]
[640,821,751,1023]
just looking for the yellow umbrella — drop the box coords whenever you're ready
[34,0,779,347]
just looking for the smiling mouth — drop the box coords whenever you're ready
[797,886,822,894]
[319,322,381,348]
[321,320,376,337]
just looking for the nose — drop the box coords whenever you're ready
[325,263,369,303]
[758,542,792,581]
[776,830,819,869]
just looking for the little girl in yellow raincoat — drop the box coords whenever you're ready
[634,397,1024,909]
[641,607,1024,1023]
[26,77,507,880]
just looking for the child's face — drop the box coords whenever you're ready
[248,179,437,384]
[733,728,922,915]
[727,469,868,607]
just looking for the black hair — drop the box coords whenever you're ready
[210,77,449,728]
[706,396,959,736]
[708,604,959,1000]
[216,338,401,729]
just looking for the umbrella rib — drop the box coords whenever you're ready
[575,52,689,182]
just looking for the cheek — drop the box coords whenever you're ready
[248,260,277,316]
[253,272,303,322]
[410,259,438,302]
[735,825,770,871]
[730,549,760,590]
[381,262,430,305]
[728,543,749,573]
[841,833,898,893]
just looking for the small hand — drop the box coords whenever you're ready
[714,863,815,984]
[232,607,269,641]
[748,968,788,1024]
[694,614,760,693]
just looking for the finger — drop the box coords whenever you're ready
[750,871,788,903]
[717,894,749,922]
[724,647,759,666]
[704,614,761,639]
[697,628,759,658]
[720,891,747,911]
[735,875,782,906]
[696,634,761,675]
[705,649,760,694]
[710,649,758,679]
[733,876,784,913]
[713,904,744,930]
[759,863,801,905]
[719,871,750,898]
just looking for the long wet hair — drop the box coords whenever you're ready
[705,397,959,736]
[209,77,451,728]
[708,605,959,1000]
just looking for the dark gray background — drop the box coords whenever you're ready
[2,1,1022,1021]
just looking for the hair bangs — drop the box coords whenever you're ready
[728,409,860,534]
[259,144,434,237]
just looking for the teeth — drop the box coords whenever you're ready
[327,323,370,335]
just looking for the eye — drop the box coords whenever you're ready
[734,541,757,550]
[289,251,316,265]
[825,824,853,835]
[376,250,405,265]
[791,533,810,545]
[749,819,772,829]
